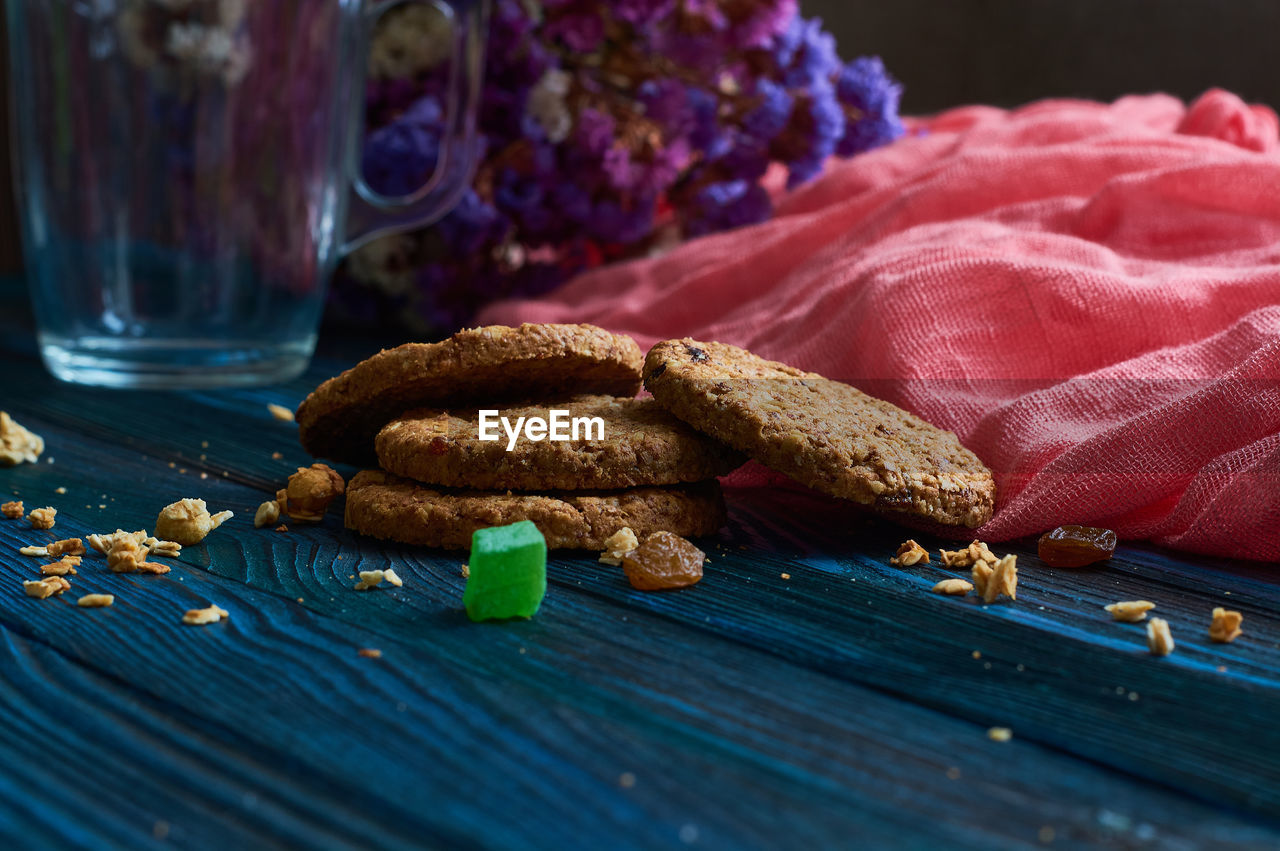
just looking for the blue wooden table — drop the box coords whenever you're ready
[1,285,1278,849]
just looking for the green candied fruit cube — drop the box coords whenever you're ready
[464,520,547,621]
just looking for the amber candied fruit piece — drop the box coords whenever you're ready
[622,531,705,591]
[1038,525,1117,568]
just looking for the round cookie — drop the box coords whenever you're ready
[643,339,996,528]
[297,324,643,465]
[376,396,745,491]
[344,470,727,550]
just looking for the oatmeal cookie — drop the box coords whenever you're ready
[643,339,995,528]
[376,396,744,490]
[297,324,643,464]
[344,470,726,550]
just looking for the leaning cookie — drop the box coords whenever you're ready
[344,470,726,550]
[376,396,744,491]
[643,339,995,528]
[297,324,644,465]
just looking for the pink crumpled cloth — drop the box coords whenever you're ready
[479,90,1280,560]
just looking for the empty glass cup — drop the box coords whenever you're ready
[5,0,487,387]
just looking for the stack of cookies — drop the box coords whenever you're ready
[296,324,996,550]
[295,325,741,549]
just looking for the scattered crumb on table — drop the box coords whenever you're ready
[267,403,295,422]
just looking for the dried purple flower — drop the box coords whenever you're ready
[686,180,773,236]
[361,97,442,197]
[835,56,906,155]
[337,0,904,331]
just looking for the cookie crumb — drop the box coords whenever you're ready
[23,576,70,599]
[278,464,344,522]
[1209,607,1243,643]
[2,500,23,519]
[0,412,44,466]
[55,487,67,495]
[932,578,973,596]
[40,558,79,576]
[46,538,85,558]
[384,568,403,587]
[28,507,57,530]
[77,594,114,608]
[987,727,1012,742]
[970,561,990,595]
[19,545,48,557]
[144,537,182,558]
[355,570,385,591]
[254,499,281,528]
[780,572,791,580]
[86,529,146,554]
[975,554,1017,603]
[271,451,283,460]
[275,524,288,533]
[267,403,295,422]
[618,772,636,789]
[1104,600,1155,622]
[1147,618,1175,656]
[358,648,382,659]
[599,527,639,566]
[182,604,229,625]
[107,536,150,573]
[154,498,232,546]
[460,563,470,578]
[941,540,999,569]
[890,539,930,566]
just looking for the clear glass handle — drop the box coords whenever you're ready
[342,0,489,253]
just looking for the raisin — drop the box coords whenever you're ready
[648,362,667,379]
[684,344,708,362]
[1037,525,1117,568]
[622,531,704,590]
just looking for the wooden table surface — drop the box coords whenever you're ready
[1,288,1278,849]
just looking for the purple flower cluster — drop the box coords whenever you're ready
[335,0,904,331]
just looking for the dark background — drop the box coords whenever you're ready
[3,1,1278,275]
[808,0,1280,114]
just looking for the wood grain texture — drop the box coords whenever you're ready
[1,319,1279,848]
[0,624,480,850]
[0,432,1276,850]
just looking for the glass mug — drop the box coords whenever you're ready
[5,0,487,387]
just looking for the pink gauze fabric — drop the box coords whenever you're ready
[478,90,1280,560]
